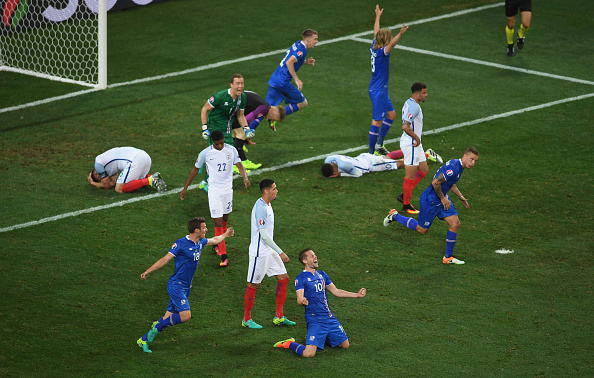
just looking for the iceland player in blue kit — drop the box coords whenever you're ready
[383,147,479,265]
[265,29,318,130]
[368,5,408,155]
[136,217,234,353]
[274,249,366,358]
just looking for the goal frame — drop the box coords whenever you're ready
[0,0,107,89]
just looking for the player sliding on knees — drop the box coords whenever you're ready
[273,249,366,358]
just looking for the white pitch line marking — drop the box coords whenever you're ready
[0,2,505,115]
[2,91,592,234]
[350,37,594,86]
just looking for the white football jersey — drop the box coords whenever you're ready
[195,143,240,193]
[400,98,424,147]
[94,147,140,178]
[249,197,275,256]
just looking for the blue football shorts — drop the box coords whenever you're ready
[417,195,459,230]
[266,83,305,106]
[369,88,394,121]
[167,284,191,313]
[305,316,348,349]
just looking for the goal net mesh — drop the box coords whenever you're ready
[0,0,99,87]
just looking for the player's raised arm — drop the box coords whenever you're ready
[373,4,384,38]
[326,283,367,298]
[140,252,174,280]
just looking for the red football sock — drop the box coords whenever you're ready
[402,177,414,205]
[388,150,404,159]
[411,171,427,189]
[275,277,289,318]
[214,227,226,255]
[244,286,257,322]
[121,178,149,193]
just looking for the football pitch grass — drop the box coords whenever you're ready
[0,0,592,376]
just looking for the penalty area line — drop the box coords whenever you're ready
[1,91,592,234]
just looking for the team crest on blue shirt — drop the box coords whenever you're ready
[446,169,453,176]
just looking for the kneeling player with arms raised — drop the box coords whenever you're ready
[273,249,366,358]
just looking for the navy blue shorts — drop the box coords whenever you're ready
[305,316,348,349]
[369,88,394,121]
[266,83,305,106]
[418,195,458,230]
[167,284,191,313]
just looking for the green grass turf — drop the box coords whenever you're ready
[1,0,593,376]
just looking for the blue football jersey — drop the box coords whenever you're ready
[268,40,308,87]
[295,270,335,321]
[422,159,464,203]
[167,236,208,289]
[369,39,390,91]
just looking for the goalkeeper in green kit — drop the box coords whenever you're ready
[198,73,249,191]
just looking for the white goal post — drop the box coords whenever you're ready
[0,0,107,89]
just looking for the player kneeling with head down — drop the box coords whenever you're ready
[273,248,366,357]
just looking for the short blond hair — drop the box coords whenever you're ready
[374,28,392,49]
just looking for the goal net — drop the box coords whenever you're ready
[0,0,106,88]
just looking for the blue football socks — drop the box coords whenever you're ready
[289,341,305,356]
[368,125,380,153]
[377,118,393,146]
[284,104,298,116]
[445,231,457,258]
[394,213,418,231]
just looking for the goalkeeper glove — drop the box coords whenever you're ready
[244,127,256,138]
[201,124,210,140]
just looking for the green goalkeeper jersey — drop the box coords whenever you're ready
[207,89,246,144]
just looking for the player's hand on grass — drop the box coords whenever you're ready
[179,188,187,200]
[358,288,367,298]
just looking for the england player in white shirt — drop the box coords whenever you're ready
[88,147,167,193]
[180,130,250,267]
[242,179,295,329]
[400,82,429,214]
